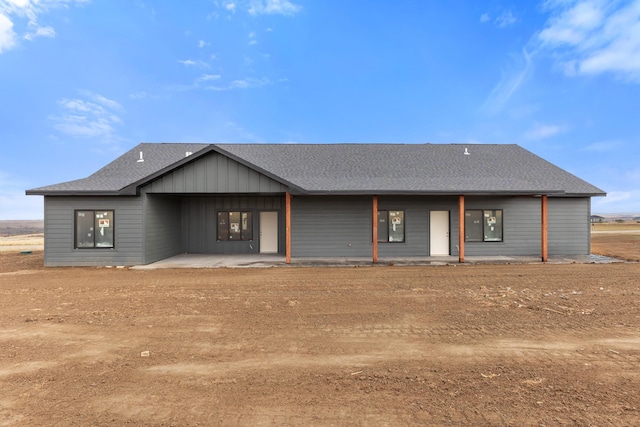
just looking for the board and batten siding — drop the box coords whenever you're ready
[291,196,372,257]
[548,197,590,255]
[181,196,285,254]
[145,151,289,194]
[377,196,460,257]
[43,196,143,266]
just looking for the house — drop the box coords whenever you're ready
[590,215,605,223]
[26,143,606,266]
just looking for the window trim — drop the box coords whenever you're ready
[377,209,405,243]
[74,209,115,249]
[464,209,503,243]
[217,210,254,242]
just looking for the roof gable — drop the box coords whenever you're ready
[142,150,289,194]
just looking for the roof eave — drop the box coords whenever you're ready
[25,190,127,196]
[289,189,570,196]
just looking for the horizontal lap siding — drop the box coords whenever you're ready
[147,152,288,194]
[143,194,183,263]
[291,196,371,257]
[43,196,143,266]
[548,197,590,255]
[378,196,459,257]
[464,197,540,256]
[181,196,284,254]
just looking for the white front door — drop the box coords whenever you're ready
[430,211,450,256]
[259,211,278,253]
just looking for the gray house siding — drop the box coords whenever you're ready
[548,197,590,255]
[464,196,541,256]
[377,196,460,257]
[181,196,285,254]
[291,196,372,257]
[145,151,288,194]
[463,196,591,256]
[43,196,143,267]
[143,193,183,264]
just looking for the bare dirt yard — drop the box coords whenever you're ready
[0,234,639,426]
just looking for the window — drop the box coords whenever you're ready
[377,210,405,243]
[75,210,114,249]
[217,211,253,241]
[465,209,503,242]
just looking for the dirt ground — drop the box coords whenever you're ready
[1,235,639,426]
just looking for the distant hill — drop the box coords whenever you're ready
[0,220,44,236]
[592,213,640,222]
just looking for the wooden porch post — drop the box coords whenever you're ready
[286,192,291,264]
[541,195,548,262]
[372,195,378,264]
[459,195,465,263]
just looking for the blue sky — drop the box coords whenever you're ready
[1,0,639,219]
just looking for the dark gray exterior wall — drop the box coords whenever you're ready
[464,196,591,256]
[139,150,288,257]
[289,195,591,259]
[290,195,460,258]
[377,196,460,257]
[42,196,143,267]
[291,196,372,257]
[548,197,590,255]
[181,196,285,254]
[464,196,541,256]
[41,193,592,266]
[143,193,183,264]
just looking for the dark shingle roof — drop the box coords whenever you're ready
[216,143,605,196]
[26,142,605,196]
[26,143,210,195]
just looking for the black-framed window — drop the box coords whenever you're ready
[377,210,405,243]
[465,209,503,242]
[217,211,253,241]
[75,210,114,249]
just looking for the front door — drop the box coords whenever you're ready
[259,211,278,253]
[430,211,450,256]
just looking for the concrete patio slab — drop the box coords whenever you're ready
[130,253,624,269]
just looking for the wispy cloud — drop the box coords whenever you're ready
[480,10,518,27]
[248,31,257,45]
[24,24,55,40]
[196,73,222,83]
[0,13,16,53]
[206,77,270,90]
[496,10,518,28]
[481,48,533,114]
[248,0,301,16]
[524,122,567,139]
[49,92,124,144]
[0,0,88,53]
[178,59,211,68]
[592,188,640,213]
[169,74,269,92]
[536,0,640,82]
[582,140,623,152]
